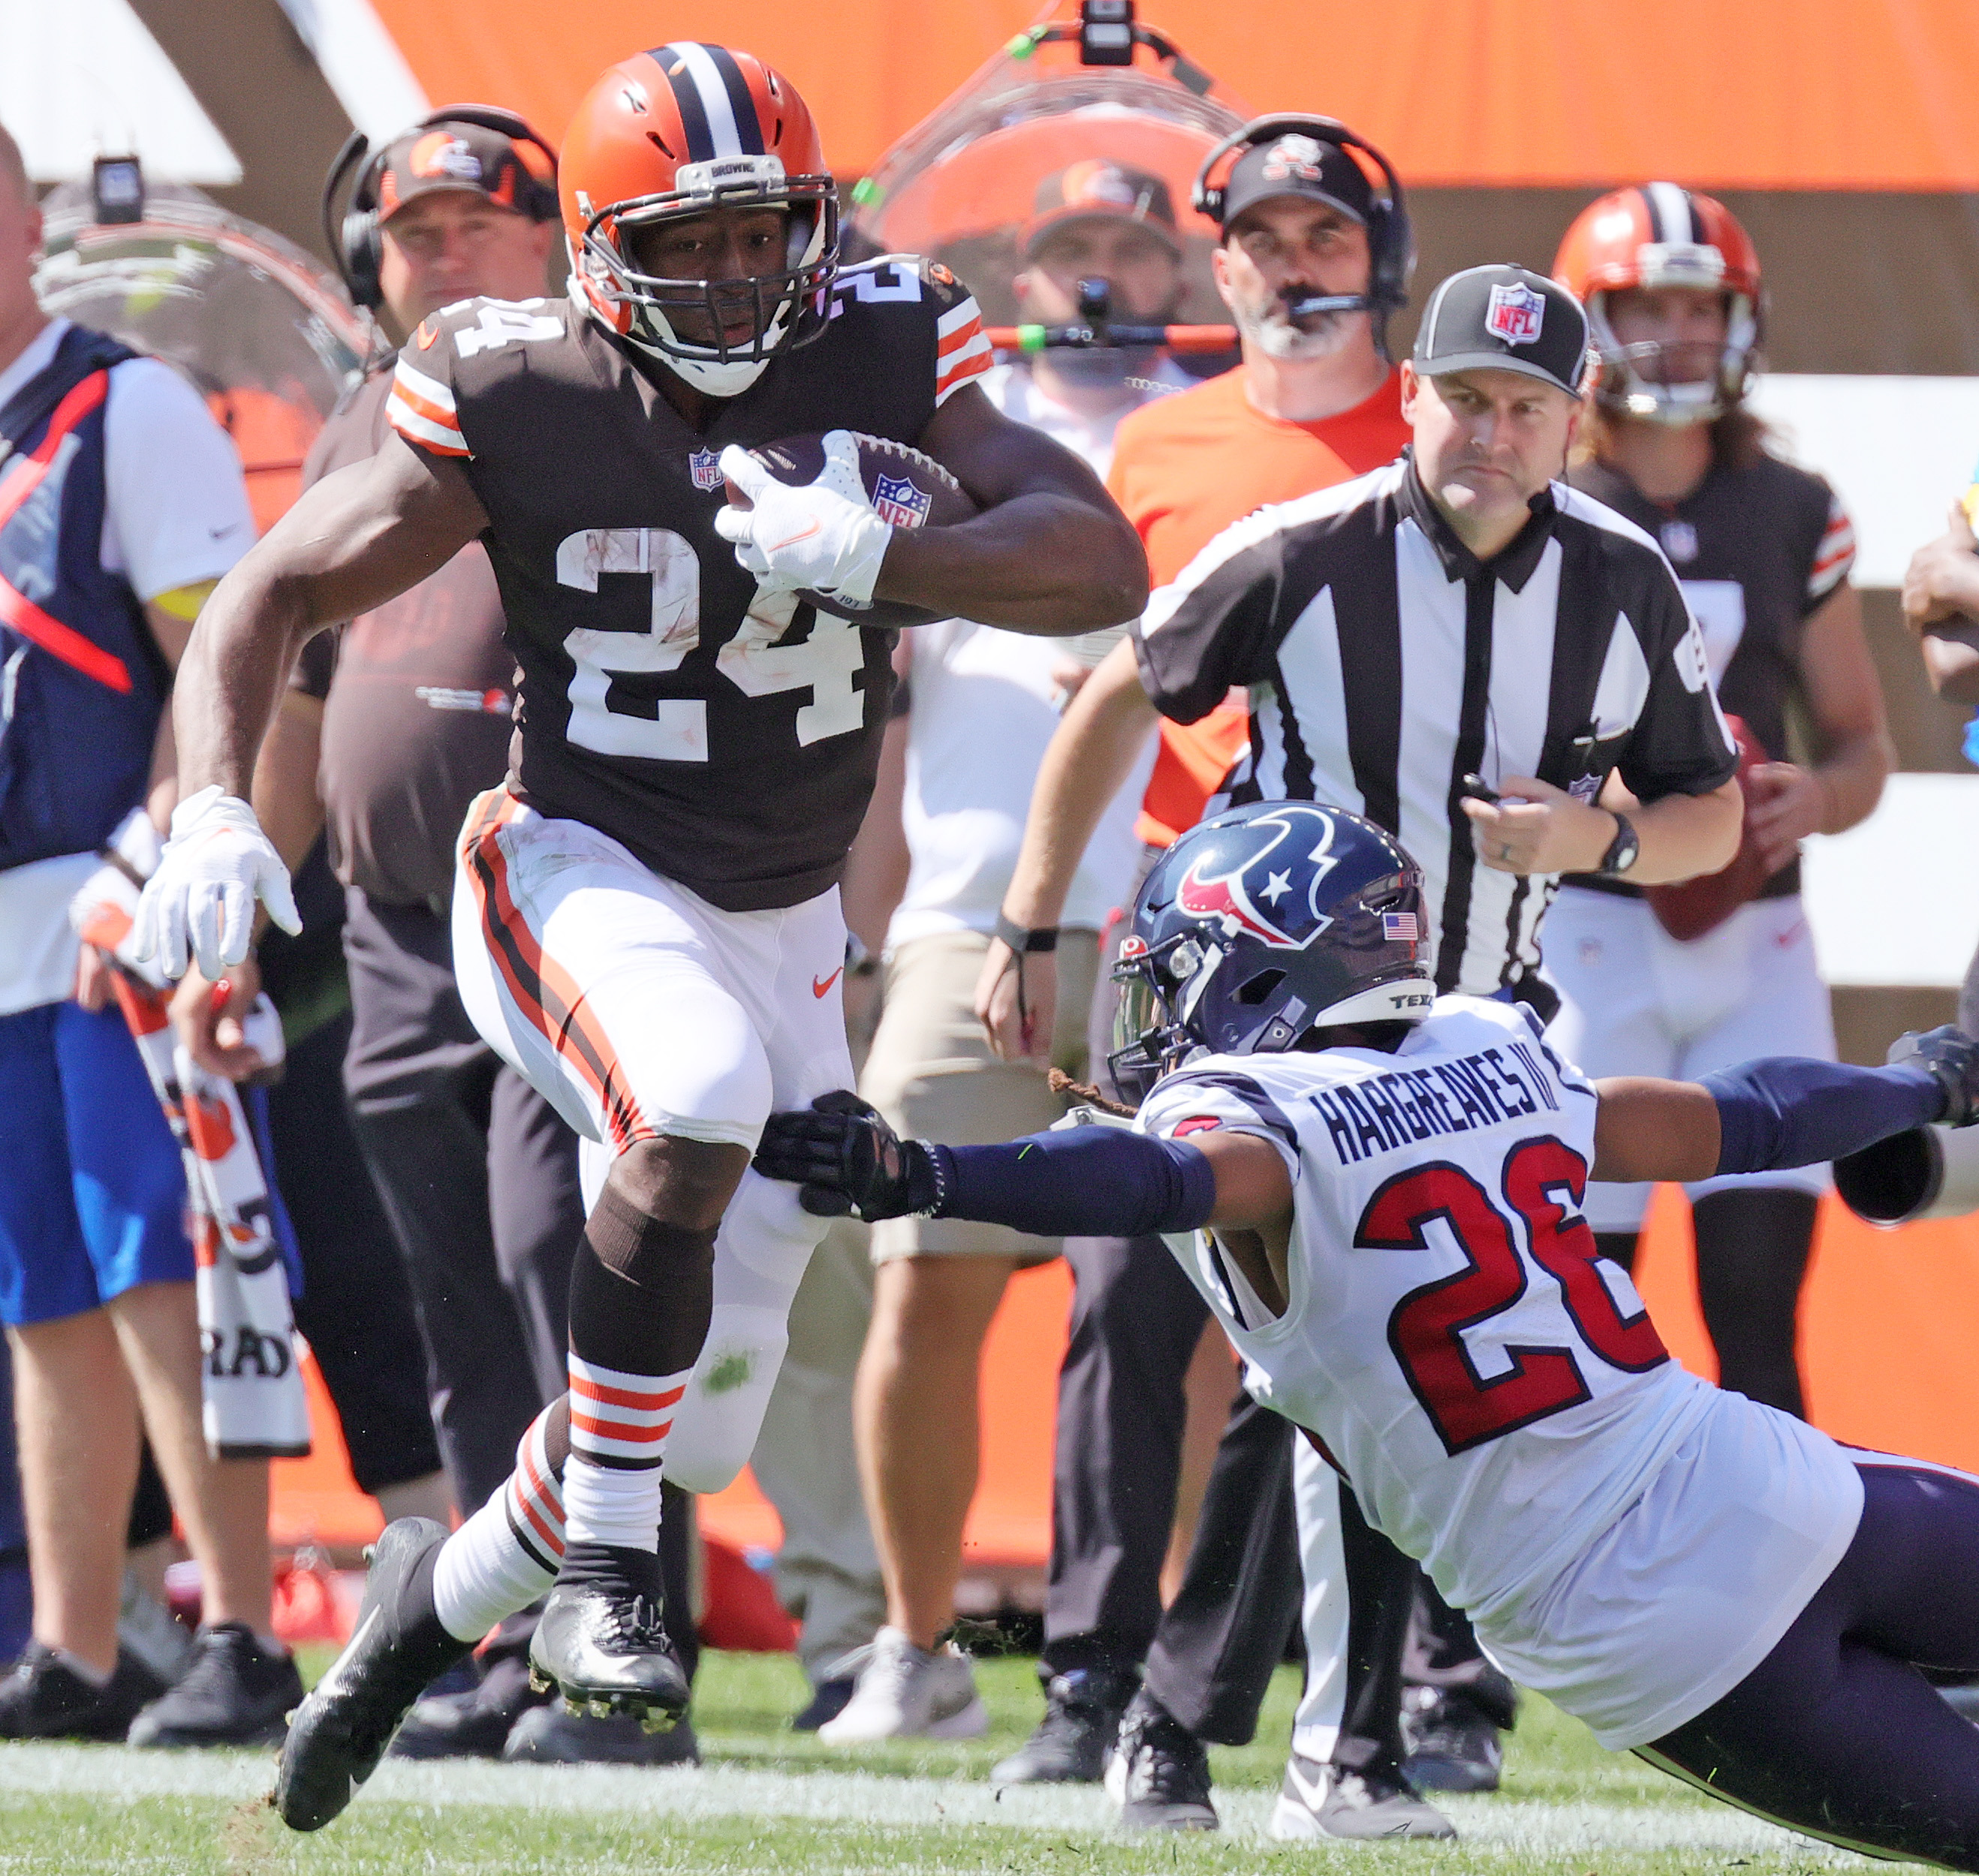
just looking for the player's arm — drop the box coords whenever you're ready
[133,435,485,978]
[753,1093,1293,1239]
[977,636,1159,1060]
[873,382,1147,633]
[1590,1028,1979,1183]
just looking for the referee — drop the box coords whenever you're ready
[993,264,1742,1832]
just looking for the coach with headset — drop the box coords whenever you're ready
[213,110,691,1766]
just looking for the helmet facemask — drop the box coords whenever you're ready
[1586,262,1759,428]
[574,155,839,395]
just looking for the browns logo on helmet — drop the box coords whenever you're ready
[1553,183,1762,426]
[559,42,839,395]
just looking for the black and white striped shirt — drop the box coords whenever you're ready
[1131,456,1738,999]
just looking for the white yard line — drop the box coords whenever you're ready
[0,1742,1872,1861]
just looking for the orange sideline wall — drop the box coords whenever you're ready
[274,1194,1979,1563]
[369,0,1979,189]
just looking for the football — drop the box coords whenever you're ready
[727,430,979,628]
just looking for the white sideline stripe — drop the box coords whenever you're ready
[0,1745,1864,1859]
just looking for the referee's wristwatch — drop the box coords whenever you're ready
[1596,811,1640,878]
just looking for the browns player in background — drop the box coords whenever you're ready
[128,40,1143,1832]
[1547,187,1891,1414]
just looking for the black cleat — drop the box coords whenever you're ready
[1402,1685,1509,1793]
[276,1518,472,1832]
[127,1622,303,1748]
[528,1543,689,1730]
[0,1641,164,1742]
[390,1652,550,1760]
[1104,1691,1218,1832]
[502,1703,700,1765]
[993,1667,1137,1785]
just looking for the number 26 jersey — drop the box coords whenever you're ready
[386,257,992,912]
[1136,995,1715,1625]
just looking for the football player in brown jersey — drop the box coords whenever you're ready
[128,42,1146,1829]
[1546,187,1891,1417]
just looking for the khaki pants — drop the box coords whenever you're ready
[860,928,1098,1264]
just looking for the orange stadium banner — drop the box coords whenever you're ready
[366,0,1979,189]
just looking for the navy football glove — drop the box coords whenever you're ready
[753,1092,943,1221]
[1887,1025,1979,1128]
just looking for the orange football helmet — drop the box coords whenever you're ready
[1553,184,1762,426]
[560,43,839,394]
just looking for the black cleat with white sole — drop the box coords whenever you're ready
[528,1543,689,1730]
[276,1518,473,1832]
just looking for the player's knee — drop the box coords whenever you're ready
[607,1133,749,1231]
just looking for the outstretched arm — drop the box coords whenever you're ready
[752,1092,1292,1239]
[1592,1028,1976,1184]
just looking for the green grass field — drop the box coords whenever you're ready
[0,1649,1890,1873]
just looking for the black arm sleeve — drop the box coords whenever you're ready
[929,1127,1218,1238]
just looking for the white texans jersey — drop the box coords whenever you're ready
[1135,992,1864,1746]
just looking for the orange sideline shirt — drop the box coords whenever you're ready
[1108,367,1409,845]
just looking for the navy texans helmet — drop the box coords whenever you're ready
[1109,801,1435,1100]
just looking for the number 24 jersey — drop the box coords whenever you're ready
[386,258,992,912]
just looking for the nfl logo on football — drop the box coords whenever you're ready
[688,449,723,492]
[1485,280,1545,346]
[873,474,932,529]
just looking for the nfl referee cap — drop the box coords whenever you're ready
[1414,264,1591,396]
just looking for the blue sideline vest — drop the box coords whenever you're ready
[0,325,170,871]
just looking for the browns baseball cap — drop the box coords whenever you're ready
[1412,263,1592,396]
[375,115,557,221]
[1218,131,1374,233]
[1021,160,1181,260]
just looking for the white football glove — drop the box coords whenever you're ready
[131,785,300,982]
[713,432,893,610]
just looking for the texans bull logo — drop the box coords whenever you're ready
[1174,804,1343,949]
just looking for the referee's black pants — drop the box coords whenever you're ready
[340,889,581,1516]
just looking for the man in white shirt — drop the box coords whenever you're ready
[0,124,297,1747]
[821,163,1178,1744]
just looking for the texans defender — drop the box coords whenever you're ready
[131,41,1143,1819]
[760,802,1979,1871]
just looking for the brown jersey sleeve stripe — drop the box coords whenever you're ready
[462,792,648,1153]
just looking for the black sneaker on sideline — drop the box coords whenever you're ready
[993,1667,1137,1785]
[276,1517,473,1832]
[790,1675,854,1733]
[0,1642,164,1742]
[390,1652,550,1760]
[1104,1691,1218,1832]
[128,1622,303,1748]
[502,1703,700,1765]
[1402,1685,1508,1793]
[529,1543,688,1730]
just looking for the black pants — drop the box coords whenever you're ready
[267,1006,441,1496]
[341,890,582,1514]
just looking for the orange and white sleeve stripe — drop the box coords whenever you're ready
[1806,494,1856,604]
[387,355,470,459]
[933,297,993,405]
